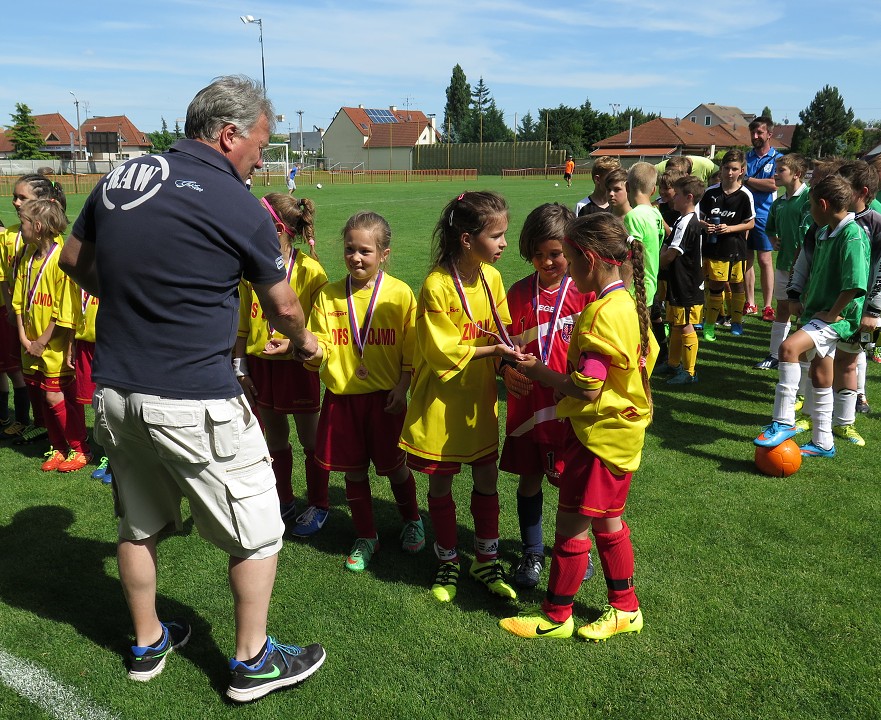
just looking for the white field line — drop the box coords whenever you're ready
[0,648,120,720]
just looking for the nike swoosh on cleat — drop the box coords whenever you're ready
[535,624,562,635]
[245,664,281,680]
[629,617,639,624]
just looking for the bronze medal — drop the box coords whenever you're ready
[356,363,369,379]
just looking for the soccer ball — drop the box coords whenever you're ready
[554,183,559,187]
[754,439,802,477]
[316,183,323,189]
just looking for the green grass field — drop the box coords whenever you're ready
[0,177,879,720]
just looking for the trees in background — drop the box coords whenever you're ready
[8,103,53,160]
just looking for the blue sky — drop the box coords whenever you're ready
[3,0,880,137]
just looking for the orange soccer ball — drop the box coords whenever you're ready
[754,439,802,477]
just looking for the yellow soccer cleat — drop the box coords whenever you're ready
[430,562,460,603]
[577,604,644,642]
[499,606,573,639]
[469,558,517,600]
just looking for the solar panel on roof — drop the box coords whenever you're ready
[365,108,398,124]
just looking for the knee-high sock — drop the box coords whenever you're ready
[428,492,458,560]
[730,291,745,323]
[682,330,698,376]
[304,448,330,509]
[390,471,420,522]
[773,361,801,425]
[272,444,294,504]
[811,386,833,450]
[517,490,544,555]
[704,292,724,325]
[668,326,683,367]
[64,395,89,455]
[798,361,811,397]
[832,388,857,428]
[471,490,500,562]
[856,351,867,395]
[769,321,791,359]
[594,522,639,612]
[542,534,591,623]
[345,477,376,539]
[44,397,69,454]
[13,386,31,425]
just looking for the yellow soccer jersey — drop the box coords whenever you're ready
[307,273,415,394]
[400,264,511,463]
[237,251,327,359]
[0,225,24,309]
[12,241,77,378]
[75,289,100,342]
[556,286,658,474]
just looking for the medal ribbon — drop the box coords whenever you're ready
[81,288,91,315]
[534,272,571,365]
[267,249,298,337]
[346,270,384,361]
[599,280,626,298]
[24,243,58,315]
[450,265,514,348]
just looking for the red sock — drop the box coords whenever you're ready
[304,448,329,509]
[272,445,294,504]
[594,522,639,612]
[45,398,69,453]
[390,471,420,522]
[427,492,458,559]
[345,477,375,539]
[470,490,500,562]
[542,534,592,622]
[64,387,89,455]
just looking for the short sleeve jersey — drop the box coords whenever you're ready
[505,273,594,444]
[853,207,881,315]
[400,264,511,463]
[12,240,77,378]
[306,273,416,395]
[0,225,25,309]
[766,183,811,271]
[556,285,658,475]
[623,205,665,301]
[801,214,870,339]
[746,147,782,228]
[75,290,100,343]
[71,139,286,400]
[576,197,610,217]
[238,250,327,358]
[698,183,756,261]
[665,212,705,307]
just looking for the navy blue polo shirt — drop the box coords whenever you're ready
[72,139,285,399]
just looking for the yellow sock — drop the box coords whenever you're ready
[731,292,746,323]
[705,293,724,325]
[682,331,698,376]
[668,326,683,367]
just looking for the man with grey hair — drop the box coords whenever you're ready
[60,76,326,703]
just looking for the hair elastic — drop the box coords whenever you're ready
[448,193,467,226]
[260,196,297,239]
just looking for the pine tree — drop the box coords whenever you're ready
[798,85,854,157]
[761,106,773,122]
[443,64,470,143]
[148,117,175,153]
[8,103,52,160]
[517,111,539,140]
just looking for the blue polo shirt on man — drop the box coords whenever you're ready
[746,147,782,232]
[72,139,285,400]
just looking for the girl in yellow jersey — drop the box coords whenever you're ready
[399,191,526,604]
[499,212,657,642]
[292,212,422,572]
[234,194,329,536]
[13,198,90,472]
[0,175,64,442]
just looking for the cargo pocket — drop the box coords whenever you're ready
[206,403,240,458]
[142,402,210,464]
[92,387,116,449]
[225,456,280,549]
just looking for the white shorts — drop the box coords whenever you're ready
[800,319,840,360]
[774,268,792,302]
[287,179,296,190]
[93,386,283,559]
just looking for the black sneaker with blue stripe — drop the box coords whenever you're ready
[128,619,191,681]
[226,636,326,703]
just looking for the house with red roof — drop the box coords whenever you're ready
[0,113,78,158]
[322,105,440,171]
[81,115,152,160]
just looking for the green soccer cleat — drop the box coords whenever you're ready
[833,424,865,447]
[469,558,517,599]
[345,536,378,573]
[702,324,716,342]
[430,561,460,602]
[499,605,574,639]
[400,517,426,554]
[577,604,644,642]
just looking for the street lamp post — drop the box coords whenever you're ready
[70,91,82,191]
[240,15,265,97]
